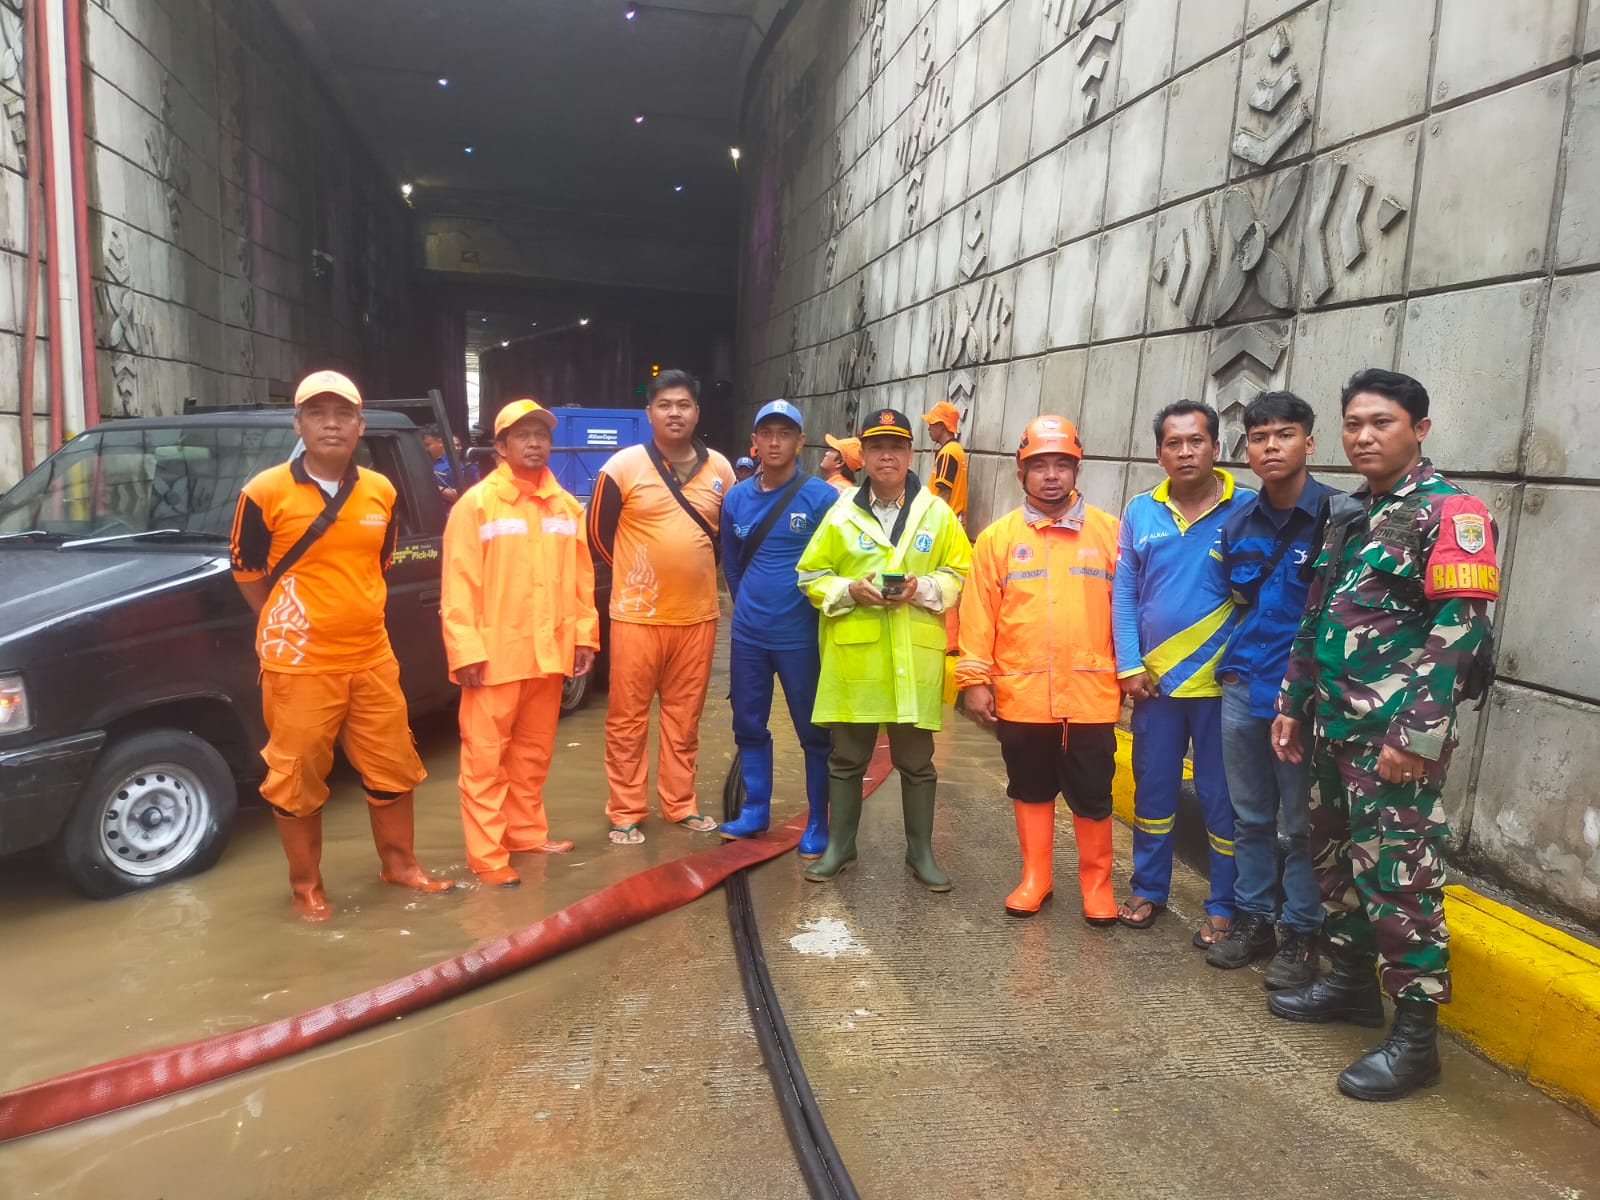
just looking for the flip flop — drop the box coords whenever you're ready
[1116,896,1165,930]
[1192,913,1234,948]
[676,814,719,833]
[607,825,645,845]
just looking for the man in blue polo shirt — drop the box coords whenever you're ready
[1114,400,1254,946]
[1207,392,1337,986]
[719,400,840,856]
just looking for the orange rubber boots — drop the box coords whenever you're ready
[1074,814,1118,926]
[1004,800,1055,916]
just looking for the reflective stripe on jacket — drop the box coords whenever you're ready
[956,498,1121,724]
[798,481,971,731]
[441,464,600,685]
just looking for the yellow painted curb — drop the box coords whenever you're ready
[1109,731,1600,1121]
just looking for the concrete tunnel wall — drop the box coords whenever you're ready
[734,0,1600,924]
[0,0,431,485]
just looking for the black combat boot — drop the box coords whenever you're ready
[1205,912,1277,969]
[1337,999,1443,1101]
[1266,943,1386,1026]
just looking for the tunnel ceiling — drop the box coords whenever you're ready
[269,0,769,241]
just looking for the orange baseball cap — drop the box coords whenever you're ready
[294,370,362,408]
[825,433,863,471]
[922,400,961,431]
[493,398,557,438]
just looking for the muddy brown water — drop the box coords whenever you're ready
[4,655,1600,1198]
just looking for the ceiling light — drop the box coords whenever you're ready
[634,114,645,125]
[400,182,413,198]
[729,147,741,162]
[501,340,509,348]
[480,317,488,323]
[673,184,684,192]
[624,6,637,19]
[437,77,449,87]
[579,318,590,326]
[530,322,538,327]
[464,145,474,154]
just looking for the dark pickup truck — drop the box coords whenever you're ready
[0,406,607,898]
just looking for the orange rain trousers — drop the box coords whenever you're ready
[457,674,565,873]
[259,657,426,817]
[604,618,718,829]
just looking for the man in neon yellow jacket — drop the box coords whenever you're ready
[797,408,972,890]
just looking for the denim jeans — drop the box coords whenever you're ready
[1220,679,1321,933]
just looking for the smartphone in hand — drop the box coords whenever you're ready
[880,572,905,597]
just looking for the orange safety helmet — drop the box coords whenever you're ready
[1017,415,1083,462]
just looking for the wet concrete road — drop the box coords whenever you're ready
[3,663,1600,1198]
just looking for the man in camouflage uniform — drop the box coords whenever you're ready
[1267,368,1497,1102]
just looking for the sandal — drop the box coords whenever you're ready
[676,814,718,833]
[1192,913,1234,948]
[1116,896,1165,930]
[607,825,645,845]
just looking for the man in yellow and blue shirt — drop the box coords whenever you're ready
[1113,401,1254,944]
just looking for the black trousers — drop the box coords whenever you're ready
[995,720,1117,820]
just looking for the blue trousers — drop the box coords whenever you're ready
[1221,680,1321,933]
[730,638,830,815]
[1129,694,1237,917]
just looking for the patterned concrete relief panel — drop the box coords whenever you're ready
[1040,346,1089,428]
[999,355,1047,453]
[1229,4,1326,178]
[1202,320,1291,463]
[1134,329,1211,441]
[1081,337,1142,458]
[1103,86,1169,224]
[1090,214,1154,340]
[1298,123,1416,309]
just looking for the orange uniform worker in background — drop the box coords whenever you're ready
[230,370,453,920]
[958,416,1122,925]
[821,433,861,494]
[442,399,599,887]
[587,369,736,844]
[923,400,969,527]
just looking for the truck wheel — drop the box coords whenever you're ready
[55,730,238,898]
[560,670,592,714]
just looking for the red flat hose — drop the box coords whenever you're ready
[0,739,894,1143]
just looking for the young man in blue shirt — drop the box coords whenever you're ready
[1114,401,1253,946]
[719,400,840,855]
[1207,392,1337,987]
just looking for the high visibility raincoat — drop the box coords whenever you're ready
[957,497,1122,725]
[441,464,600,683]
[798,479,971,731]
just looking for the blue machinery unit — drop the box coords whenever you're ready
[547,406,650,504]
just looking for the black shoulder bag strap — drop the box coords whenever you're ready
[267,480,357,589]
[646,445,722,563]
[739,472,808,573]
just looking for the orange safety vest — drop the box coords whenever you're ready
[956,498,1121,725]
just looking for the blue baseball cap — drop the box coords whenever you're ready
[753,398,803,431]
[735,456,756,470]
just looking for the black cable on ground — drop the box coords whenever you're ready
[722,758,861,1200]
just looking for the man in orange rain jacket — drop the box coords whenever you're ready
[957,416,1122,925]
[923,400,969,528]
[442,399,600,886]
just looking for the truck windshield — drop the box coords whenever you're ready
[0,425,298,540]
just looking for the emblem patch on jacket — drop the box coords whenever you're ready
[914,532,933,553]
[789,512,808,532]
[1014,544,1033,562]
